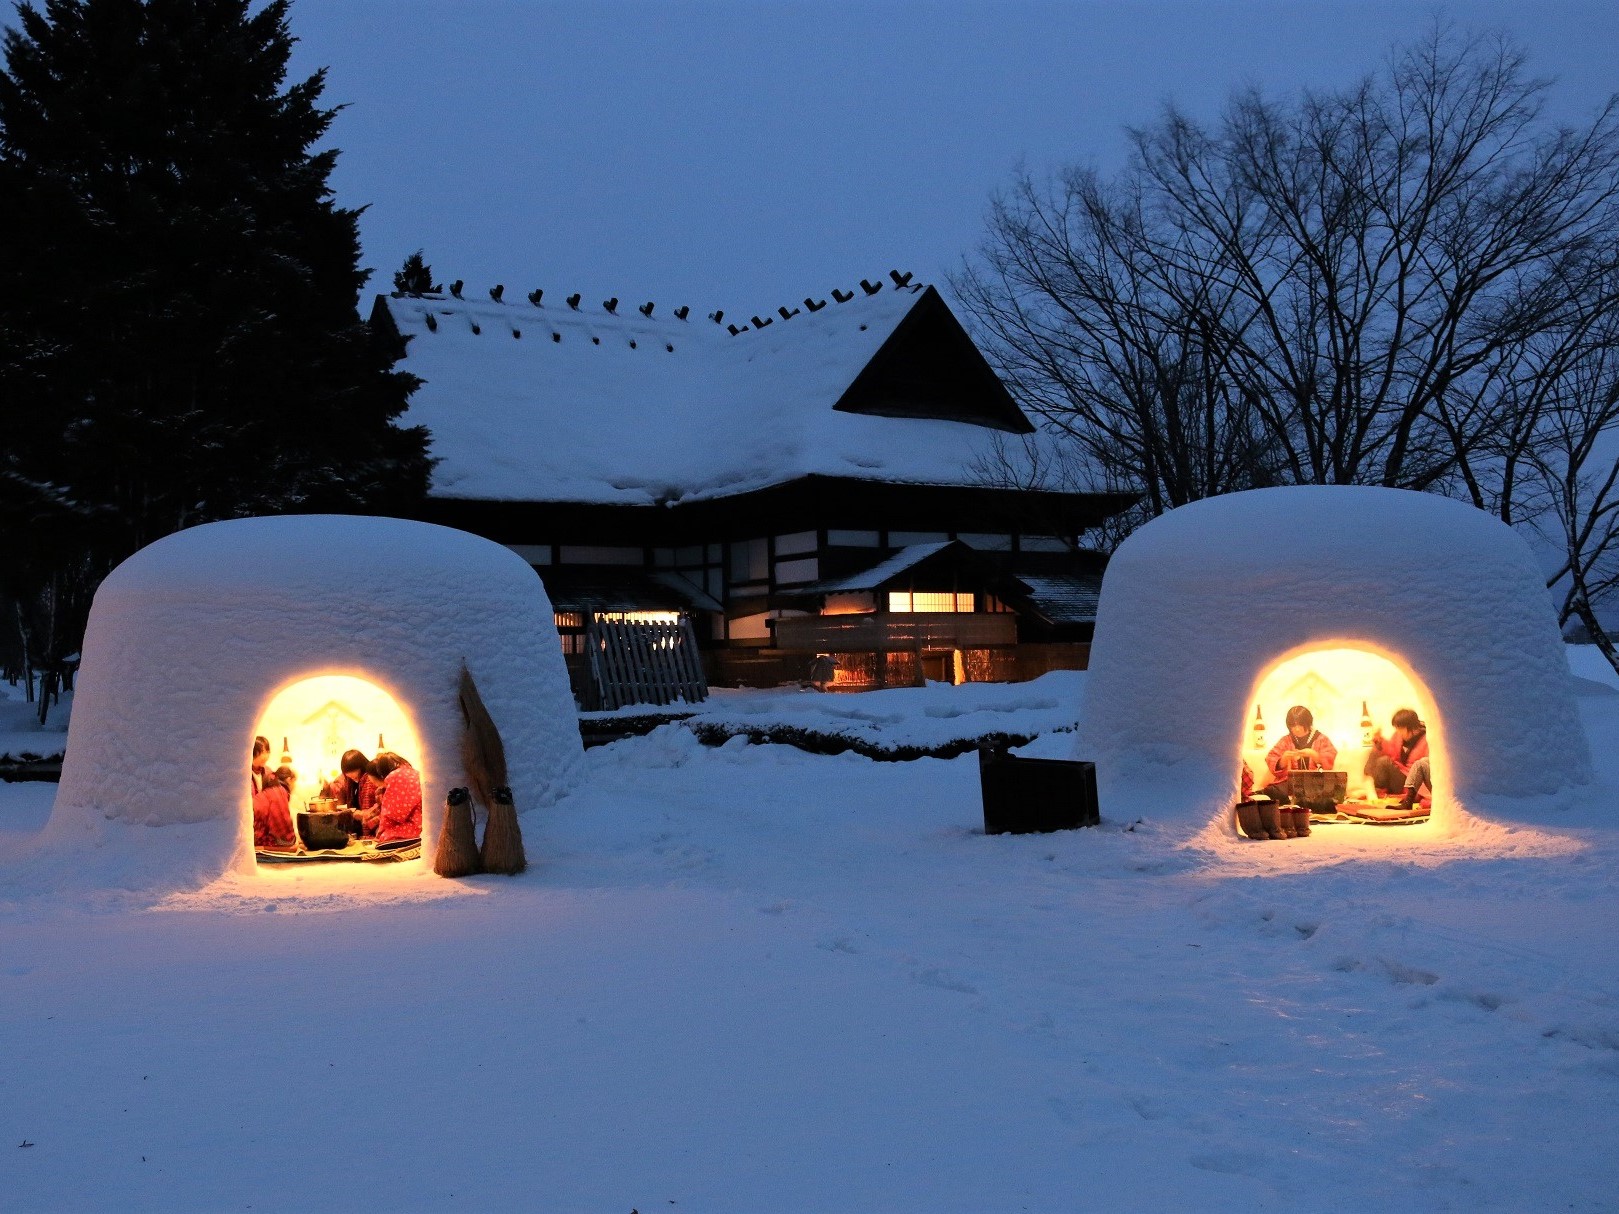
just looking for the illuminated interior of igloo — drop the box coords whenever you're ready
[1241,643,1445,829]
[248,674,429,862]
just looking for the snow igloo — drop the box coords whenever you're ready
[48,515,582,886]
[1079,487,1592,837]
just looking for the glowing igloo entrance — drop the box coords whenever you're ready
[250,674,426,864]
[1244,645,1442,829]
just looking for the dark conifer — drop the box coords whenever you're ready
[0,0,433,673]
[393,250,439,296]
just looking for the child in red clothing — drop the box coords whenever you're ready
[250,735,298,850]
[1264,705,1338,786]
[1365,708,1430,796]
[363,751,423,843]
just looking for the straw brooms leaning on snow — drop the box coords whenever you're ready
[434,664,527,877]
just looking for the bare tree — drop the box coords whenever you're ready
[956,168,1281,520]
[1512,286,1619,668]
[957,22,1619,669]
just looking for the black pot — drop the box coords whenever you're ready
[297,810,350,849]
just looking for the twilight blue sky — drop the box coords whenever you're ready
[282,1,1619,319]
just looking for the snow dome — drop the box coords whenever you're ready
[48,515,582,886]
[1079,487,1591,836]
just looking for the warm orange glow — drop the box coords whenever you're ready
[887,591,975,613]
[1243,644,1442,808]
[596,611,680,624]
[251,674,424,806]
[822,592,876,616]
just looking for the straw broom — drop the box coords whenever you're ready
[458,663,527,874]
[432,786,481,877]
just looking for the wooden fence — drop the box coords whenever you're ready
[585,616,709,710]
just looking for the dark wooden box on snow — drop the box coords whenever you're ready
[978,747,1100,834]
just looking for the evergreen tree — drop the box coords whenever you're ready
[0,0,432,687]
[0,0,432,546]
[393,249,439,296]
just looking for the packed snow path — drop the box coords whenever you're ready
[3,674,1618,1211]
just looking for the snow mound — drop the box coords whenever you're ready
[45,515,582,889]
[1080,487,1591,834]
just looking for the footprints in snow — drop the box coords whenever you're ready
[1241,903,1522,1025]
[810,934,980,998]
[912,967,980,995]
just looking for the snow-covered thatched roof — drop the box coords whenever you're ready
[374,281,1055,507]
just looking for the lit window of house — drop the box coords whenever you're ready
[554,611,587,655]
[888,591,975,613]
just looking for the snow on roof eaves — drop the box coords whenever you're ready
[799,542,956,593]
[1016,573,1103,624]
[385,283,1064,506]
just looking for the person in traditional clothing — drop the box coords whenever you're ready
[1364,708,1430,796]
[1264,705,1338,786]
[363,751,422,843]
[250,735,297,850]
[324,749,382,831]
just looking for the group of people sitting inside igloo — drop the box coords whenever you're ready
[1236,646,1440,841]
[248,691,425,862]
[1080,486,1592,843]
[246,671,433,863]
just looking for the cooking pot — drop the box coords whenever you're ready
[297,809,350,850]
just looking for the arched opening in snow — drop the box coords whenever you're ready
[1242,643,1447,830]
[249,673,426,866]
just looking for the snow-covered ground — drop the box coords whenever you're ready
[0,679,70,762]
[3,659,1618,1211]
[588,672,1086,755]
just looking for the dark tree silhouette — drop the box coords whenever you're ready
[393,249,440,296]
[957,23,1619,669]
[0,0,433,709]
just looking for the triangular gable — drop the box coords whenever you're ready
[832,286,1033,434]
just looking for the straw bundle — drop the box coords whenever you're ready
[433,786,481,877]
[458,663,526,874]
[458,663,507,810]
[482,785,526,875]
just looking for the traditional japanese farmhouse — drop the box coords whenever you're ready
[370,274,1134,704]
